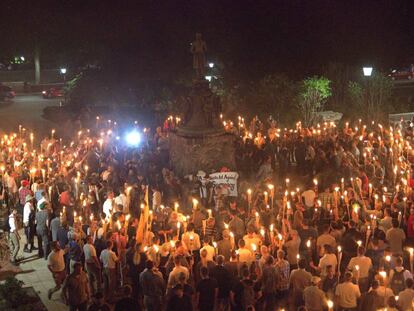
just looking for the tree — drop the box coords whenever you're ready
[254,74,297,123]
[297,76,331,127]
[322,62,358,111]
[347,72,393,121]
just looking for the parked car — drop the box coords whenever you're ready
[0,85,16,98]
[42,87,64,98]
[389,65,414,80]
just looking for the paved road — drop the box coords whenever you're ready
[0,94,60,137]
[13,229,67,311]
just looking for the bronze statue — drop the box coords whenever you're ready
[191,33,207,78]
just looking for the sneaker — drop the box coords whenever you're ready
[24,248,31,253]
[31,246,39,251]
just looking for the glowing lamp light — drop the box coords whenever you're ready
[208,62,214,68]
[362,66,373,77]
[205,75,212,81]
[60,67,67,74]
[125,130,141,147]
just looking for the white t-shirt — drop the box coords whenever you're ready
[83,243,97,263]
[103,199,113,217]
[316,233,336,256]
[200,245,215,262]
[100,249,118,269]
[47,249,65,272]
[167,266,189,288]
[318,253,337,277]
[115,194,127,208]
[8,214,17,232]
[182,232,201,252]
[238,248,254,264]
[348,256,372,279]
[335,281,361,308]
[23,202,33,225]
[398,288,414,311]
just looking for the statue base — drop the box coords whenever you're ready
[169,131,236,176]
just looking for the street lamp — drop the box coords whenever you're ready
[205,75,212,82]
[208,62,214,68]
[363,66,373,77]
[60,67,67,83]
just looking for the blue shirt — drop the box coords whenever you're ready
[69,240,82,261]
[57,227,69,248]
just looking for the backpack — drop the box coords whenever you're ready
[390,268,406,294]
[241,280,255,308]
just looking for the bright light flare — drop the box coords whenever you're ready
[125,130,141,147]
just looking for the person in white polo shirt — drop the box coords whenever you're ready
[102,191,114,218]
[84,235,102,295]
[99,240,118,301]
[347,246,372,292]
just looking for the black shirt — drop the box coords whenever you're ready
[114,297,137,311]
[210,265,232,298]
[196,277,218,311]
[166,294,192,311]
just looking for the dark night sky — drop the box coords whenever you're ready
[1,0,414,80]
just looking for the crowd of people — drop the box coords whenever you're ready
[2,115,414,311]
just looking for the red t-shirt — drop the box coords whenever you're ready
[407,214,414,239]
[59,191,71,206]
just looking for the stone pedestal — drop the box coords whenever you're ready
[169,74,236,176]
[169,131,236,176]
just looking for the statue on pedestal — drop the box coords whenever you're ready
[178,33,222,135]
[191,33,207,79]
[169,34,235,176]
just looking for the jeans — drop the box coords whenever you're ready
[36,229,49,259]
[24,225,34,249]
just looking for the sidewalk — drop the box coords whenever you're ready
[13,229,67,311]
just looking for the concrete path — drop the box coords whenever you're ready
[12,229,67,311]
